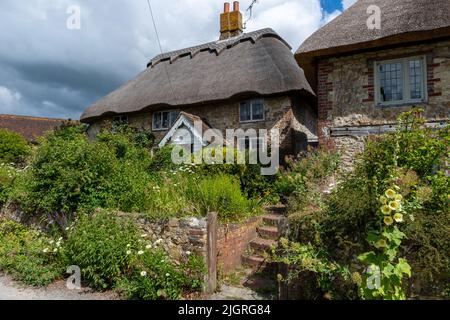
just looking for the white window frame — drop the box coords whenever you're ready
[152,110,179,131]
[374,55,428,107]
[239,99,265,123]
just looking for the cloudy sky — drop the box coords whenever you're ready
[0,0,357,119]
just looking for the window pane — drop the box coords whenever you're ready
[153,113,161,129]
[169,111,179,126]
[252,100,264,120]
[240,102,251,122]
[409,59,423,100]
[162,112,170,128]
[379,62,403,102]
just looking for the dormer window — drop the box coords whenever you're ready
[375,56,427,106]
[240,99,265,123]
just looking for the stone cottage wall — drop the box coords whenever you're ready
[317,39,450,168]
[86,95,318,157]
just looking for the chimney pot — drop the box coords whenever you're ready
[233,1,240,12]
[224,2,230,13]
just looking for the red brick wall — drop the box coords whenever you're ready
[317,60,334,148]
[217,216,263,273]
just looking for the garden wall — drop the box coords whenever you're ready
[130,214,262,274]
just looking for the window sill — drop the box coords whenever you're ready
[376,100,428,108]
[239,119,266,124]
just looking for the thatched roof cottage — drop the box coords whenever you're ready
[81,2,317,157]
[295,0,450,167]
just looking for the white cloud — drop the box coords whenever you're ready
[0,0,338,119]
[0,86,22,115]
[342,0,358,10]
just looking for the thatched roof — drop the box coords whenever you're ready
[81,28,314,123]
[296,0,450,59]
[0,114,67,142]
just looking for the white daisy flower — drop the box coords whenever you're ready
[140,271,147,277]
[138,251,144,255]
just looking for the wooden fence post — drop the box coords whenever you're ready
[206,212,218,294]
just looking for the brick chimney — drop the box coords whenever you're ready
[219,1,243,40]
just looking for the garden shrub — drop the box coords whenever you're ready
[192,147,279,203]
[118,248,205,300]
[0,129,31,165]
[64,210,139,290]
[186,174,261,222]
[0,219,64,286]
[13,124,155,219]
[0,164,20,206]
[276,147,340,203]
[274,239,356,300]
[295,109,450,298]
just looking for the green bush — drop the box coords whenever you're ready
[0,129,31,165]
[13,124,155,217]
[192,147,279,203]
[293,109,450,297]
[118,249,205,300]
[0,219,64,286]
[0,164,20,206]
[186,174,261,222]
[276,147,340,202]
[64,210,139,290]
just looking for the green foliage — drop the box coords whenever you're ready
[0,219,64,286]
[63,210,139,290]
[186,174,261,222]
[118,249,205,300]
[13,124,155,217]
[274,239,356,300]
[296,109,449,298]
[276,147,340,203]
[192,147,279,203]
[0,164,20,206]
[357,187,411,300]
[0,129,31,165]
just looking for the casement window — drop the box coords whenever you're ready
[375,56,427,106]
[152,110,179,130]
[240,99,265,122]
[113,115,129,124]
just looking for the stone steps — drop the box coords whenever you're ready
[249,238,278,254]
[241,206,287,270]
[257,226,280,240]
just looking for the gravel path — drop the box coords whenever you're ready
[0,274,119,300]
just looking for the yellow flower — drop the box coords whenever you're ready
[379,196,388,204]
[381,205,391,215]
[375,239,387,249]
[395,194,403,201]
[384,216,394,226]
[394,213,404,223]
[385,189,396,199]
[389,201,401,211]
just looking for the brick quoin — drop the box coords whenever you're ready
[317,60,335,149]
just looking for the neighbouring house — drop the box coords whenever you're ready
[80,2,317,158]
[295,0,450,167]
[0,114,67,143]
